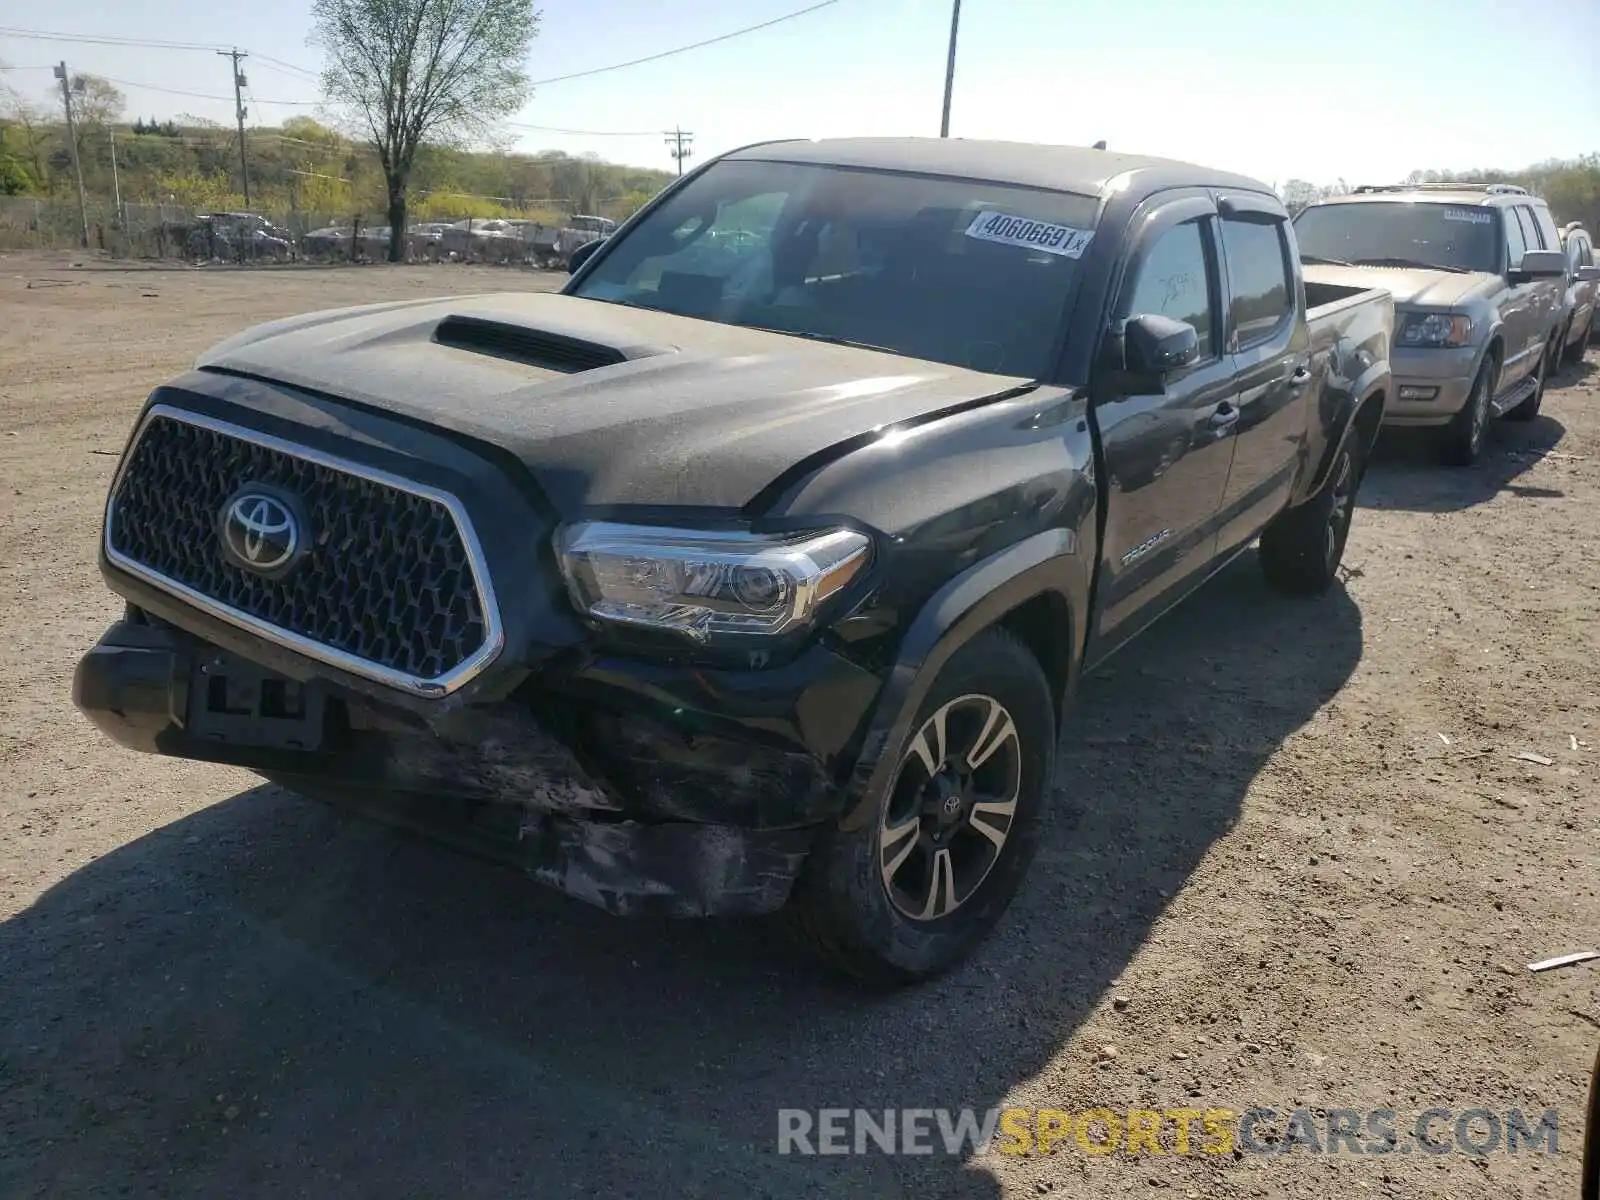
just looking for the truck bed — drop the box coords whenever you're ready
[1306,278,1392,324]
[1299,276,1394,477]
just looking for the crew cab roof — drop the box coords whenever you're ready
[721,136,1275,201]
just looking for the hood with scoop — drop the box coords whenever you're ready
[195,291,1033,514]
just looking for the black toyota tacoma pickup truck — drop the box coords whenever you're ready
[75,138,1392,983]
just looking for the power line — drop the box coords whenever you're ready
[250,56,320,83]
[503,119,660,137]
[0,26,231,53]
[251,52,319,79]
[96,74,317,105]
[0,26,320,75]
[527,0,842,86]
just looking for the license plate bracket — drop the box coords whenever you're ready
[187,652,326,751]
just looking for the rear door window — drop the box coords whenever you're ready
[1531,206,1561,252]
[1219,218,1293,350]
[1513,206,1543,251]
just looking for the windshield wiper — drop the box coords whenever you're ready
[1300,253,1353,266]
[746,326,900,355]
[1351,257,1469,274]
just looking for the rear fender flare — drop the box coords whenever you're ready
[1297,362,1388,505]
[836,528,1090,832]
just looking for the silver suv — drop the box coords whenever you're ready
[1292,184,1569,465]
[1559,221,1598,364]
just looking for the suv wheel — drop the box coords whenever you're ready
[785,629,1054,985]
[1564,313,1594,364]
[1441,359,1496,465]
[1506,336,1557,422]
[1259,437,1362,595]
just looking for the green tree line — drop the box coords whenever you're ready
[0,75,674,224]
[1282,156,1600,229]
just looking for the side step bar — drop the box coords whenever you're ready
[1491,375,1539,416]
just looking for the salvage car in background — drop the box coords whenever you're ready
[1293,183,1569,464]
[439,218,523,262]
[1560,221,1598,363]
[517,215,618,269]
[299,225,351,260]
[74,138,1391,983]
[188,212,295,262]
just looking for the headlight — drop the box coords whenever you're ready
[555,522,872,644]
[1396,312,1473,348]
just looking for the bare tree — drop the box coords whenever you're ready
[0,79,52,193]
[67,75,125,175]
[311,0,539,261]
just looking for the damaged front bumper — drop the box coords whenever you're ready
[74,614,883,917]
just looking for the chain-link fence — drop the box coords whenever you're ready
[0,195,614,269]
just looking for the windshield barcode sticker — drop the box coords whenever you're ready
[1442,208,1492,225]
[964,211,1094,258]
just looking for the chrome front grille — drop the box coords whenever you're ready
[105,405,502,696]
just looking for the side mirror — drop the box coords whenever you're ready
[1576,264,1600,284]
[568,238,605,274]
[1124,313,1201,375]
[1511,249,1568,280]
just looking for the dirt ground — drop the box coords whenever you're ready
[1,250,1596,1199]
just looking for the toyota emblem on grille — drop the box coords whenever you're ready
[218,489,306,575]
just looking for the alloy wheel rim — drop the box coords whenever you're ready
[1325,450,1353,568]
[1469,376,1488,452]
[879,693,1023,922]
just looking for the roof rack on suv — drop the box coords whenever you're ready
[1351,182,1528,195]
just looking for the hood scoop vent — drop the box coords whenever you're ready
[434,315,627,373]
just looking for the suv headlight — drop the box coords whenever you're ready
[1396,312,1473,348]
[555,522,872,644]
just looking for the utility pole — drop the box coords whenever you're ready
[664,126,694,177]
[218,48,251,206]
[109,129,122,228]
[939,0,962,138]
[53,62,90,248]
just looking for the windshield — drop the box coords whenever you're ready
[1293,201,1501,274]
[571,158,1101,377]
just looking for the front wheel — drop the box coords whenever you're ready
[785,629,1055,985]
[1441,359,1496,465]
[1258,438,1361,596]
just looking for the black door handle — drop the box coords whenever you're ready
[1288,366,1313,389]
[1208,402,1240,429]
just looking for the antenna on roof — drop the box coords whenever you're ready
[1091,140,1107,150]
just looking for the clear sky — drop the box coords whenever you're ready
[3,0,1597,187]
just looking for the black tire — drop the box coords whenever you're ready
[784,629,1055,986]
[1441,358,1496,465]
[1565,314,1594,364]
[1561,321,1582,366]
[1506,336,1557,422]
[1258,436,1361,596]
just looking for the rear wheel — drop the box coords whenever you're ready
[1259,437,1361,595]
[785,629,1054,985]
[1441,358,1496,465]
[1564,313,1594,364]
